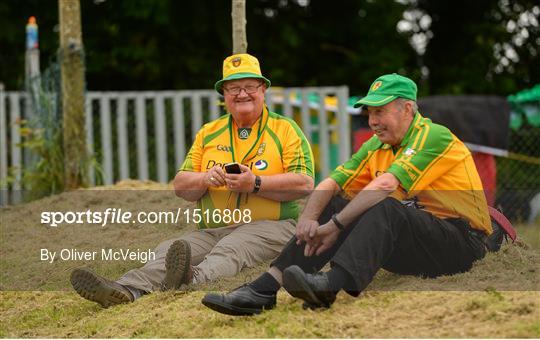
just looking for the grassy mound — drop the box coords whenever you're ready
[1,180,538,337]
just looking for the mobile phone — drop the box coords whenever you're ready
[224,162,242,174]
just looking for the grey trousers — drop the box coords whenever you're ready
[116,219,296,292]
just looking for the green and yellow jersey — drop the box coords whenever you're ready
[181,106,314,228]
[330,113,491,234]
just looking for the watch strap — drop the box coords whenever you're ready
[331,213,346,231]
[252,175,261,193]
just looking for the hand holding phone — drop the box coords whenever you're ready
[224,162,242,174]
[206,165,226,187]
[224,162,257,193]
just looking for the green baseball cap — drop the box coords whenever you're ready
[353,73,417,108]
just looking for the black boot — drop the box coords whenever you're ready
[202,285,276,316]
[282,265,336,309]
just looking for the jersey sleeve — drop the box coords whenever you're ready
[386,124,465,192]
[282,120,314,178]
[179,129,204,172]
[330,135,380,197]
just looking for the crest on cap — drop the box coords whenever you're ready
[371,81,382,91]
[232,57,242,67]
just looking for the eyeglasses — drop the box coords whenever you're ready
[224,83,263,95]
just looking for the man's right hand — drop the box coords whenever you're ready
[205,165,226,188]
[296,218,319,245]
[304,221,341,256]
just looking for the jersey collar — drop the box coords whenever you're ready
[380,112,422,150]
[228,106,269,163]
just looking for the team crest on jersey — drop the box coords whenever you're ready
[371,81,382,91]
[256,142,266,156]
[238,128,251,140]
[255,160,268,170]
[404,148,416,156]
[232,57,242,67]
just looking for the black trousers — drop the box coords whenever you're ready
[272,197,486,295]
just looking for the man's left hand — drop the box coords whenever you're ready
[225,164,256,193]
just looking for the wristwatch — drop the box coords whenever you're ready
[252,175,261,193]
[331,213,346,231]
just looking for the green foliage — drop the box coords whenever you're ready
[3,0,536,96]
[15,117,102,201]
[415,0,539,95]
[18,119,65,199]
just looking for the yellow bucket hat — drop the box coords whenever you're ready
[214,53,271,94]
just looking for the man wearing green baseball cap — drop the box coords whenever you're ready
[203,73,492,315]
[352,73,419,147]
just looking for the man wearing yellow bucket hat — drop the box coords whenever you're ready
[202,73,492,316]
[70,54,314,308]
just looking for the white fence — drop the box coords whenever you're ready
[0,86,351,206]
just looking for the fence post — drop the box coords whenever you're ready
[135,95,149,180]
[317,89,330,179]
[9,93,22,203]
[117,94,130,180]
[85,94,95,185]
[265,91,275,112]
[100,95,113,185]
[0,84,8,206]
[173,94,186,169]
[282,88,293,118]
[210,92,220,121]
[191,93,203,137]
[300,89,312,143]
[337,86,351,163]
[154,94,168,183]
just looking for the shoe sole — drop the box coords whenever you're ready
[201,295,263,316]
[70,268,131,308]
[163,240,191,290]
[283,265,328,308]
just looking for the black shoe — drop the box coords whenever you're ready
[162,240,192,290]
[282,265,336,309]
[202,285,276,316]
[70,268,134,308]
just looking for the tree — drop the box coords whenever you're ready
[408,0,539,95]
[232,0,247,54]
[1,0,536,95]
[58,0,86,188]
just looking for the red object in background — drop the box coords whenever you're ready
[353,128,373,151]
[353,129,497,206]
[472,152,497,206]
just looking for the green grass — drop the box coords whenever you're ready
[1,181,539,337]
[1,290,538,338]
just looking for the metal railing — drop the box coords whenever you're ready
[0,86,351,206]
